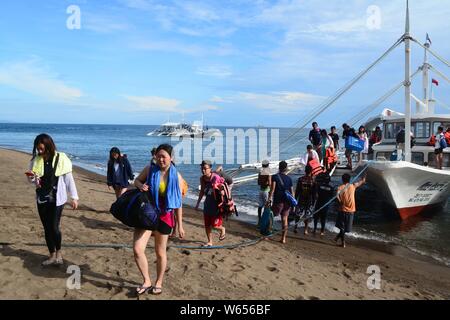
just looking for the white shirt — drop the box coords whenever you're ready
[300,150,319,165]
[436,133,445,149]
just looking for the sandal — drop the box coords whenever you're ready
[136,285,153,295]
[219,233,226,241]
[151,287,162,295]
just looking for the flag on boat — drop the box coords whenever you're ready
[426,33,432,45]
[432,78,439,86]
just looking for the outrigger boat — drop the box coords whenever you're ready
[229,1,450,220]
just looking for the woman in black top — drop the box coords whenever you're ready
[107,147,134,198]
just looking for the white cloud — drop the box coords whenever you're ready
[123,95,181,112]
[0,60,83,102]
[234,91,326,113]
[210,96,233,103]
[123,95,221,113]
[196,65,233,78]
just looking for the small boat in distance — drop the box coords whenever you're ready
[147,116,221,138]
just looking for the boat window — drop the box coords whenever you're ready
[433,122,450,134]
[412,122,430,138]
[428,152,450,168]
[385,123,403,139]
[411,152,424,165]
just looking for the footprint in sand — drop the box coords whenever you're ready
[291,278,305,286]
[231,264,246,272]
[267,266,279,273]
[309,296,321,300]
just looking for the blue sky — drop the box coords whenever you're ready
[0,0,449,127]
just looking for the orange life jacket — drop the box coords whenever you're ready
[325,148,338,165]
[308,158,325,176]
[445,132,450,145]
[428,135,436,146]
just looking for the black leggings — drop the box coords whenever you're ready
[336,229,346,242]
[37,202,64,254]
[313,210,328,233]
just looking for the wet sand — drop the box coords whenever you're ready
[1,148,450,300]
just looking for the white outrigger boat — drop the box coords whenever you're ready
[147,116,221,138]
[230,1,450,220]
[360,2,450,220]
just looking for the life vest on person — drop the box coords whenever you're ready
[210,173,238,218]
[325,148,338,165]
[428,135,436,146]
[445,132,450,145]
[307,158,325,176]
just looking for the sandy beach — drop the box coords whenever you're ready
[1,148,450,300]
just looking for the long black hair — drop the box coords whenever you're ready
[108,147,123,165]
[32,134,56,160]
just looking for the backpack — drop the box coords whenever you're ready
[259,206,274,236]
[211,173,238,219]
[440,135,448,149]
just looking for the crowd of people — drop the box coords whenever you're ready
[24,122,448,295]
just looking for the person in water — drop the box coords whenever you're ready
[107,147,134,198]
[26,134,79,266]
[313,173,334,236]
[133,144,185,295]
[268,161,294,244]
[294,165,317,235]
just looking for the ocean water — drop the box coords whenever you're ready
[1,123,449,266]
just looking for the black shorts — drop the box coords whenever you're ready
[156,220,173,235]
[435,148,444,155]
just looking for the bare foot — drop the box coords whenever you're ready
[280,239,286,244]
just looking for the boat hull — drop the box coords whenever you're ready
[366,161,450,220]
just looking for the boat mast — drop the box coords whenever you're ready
[422,37,430,114]
[404,0,412,162]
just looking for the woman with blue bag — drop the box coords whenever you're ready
[267,161,295,244]
[133,144,185,296]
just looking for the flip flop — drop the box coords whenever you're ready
[219,233,226,241]
[136,285,152,295]
[201,244,213,248]
[151,287,162,295]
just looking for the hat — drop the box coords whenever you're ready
[201,160,212,167]
[262,160,270,166]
